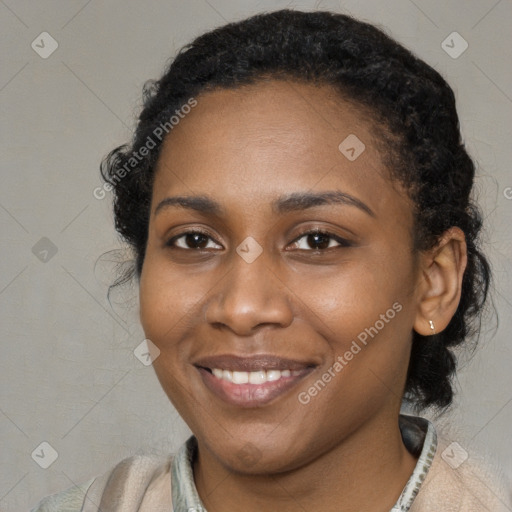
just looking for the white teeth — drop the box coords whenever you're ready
[266,370,281,382]
[210,368,300,384]
[232,371,249,384]
[249,371,267,384]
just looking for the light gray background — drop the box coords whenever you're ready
[1,0,511,510]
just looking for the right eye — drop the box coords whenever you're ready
[166,230,223,250]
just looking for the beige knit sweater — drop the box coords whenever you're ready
[409,433,511,511]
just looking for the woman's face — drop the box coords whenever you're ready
[140,80,422,473]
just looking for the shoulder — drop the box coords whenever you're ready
[30,478,94,512]
[410,426,512,512]
[31,454,173,512]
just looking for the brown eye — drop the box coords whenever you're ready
[290,230,351,251]
[167,231,222,250]
[306,232,331,250]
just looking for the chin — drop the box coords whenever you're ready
[202,432,312,476]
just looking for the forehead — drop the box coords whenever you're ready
[159,80,374,159]
[152,80,407,219]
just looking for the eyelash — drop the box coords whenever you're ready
[165,228,351,252]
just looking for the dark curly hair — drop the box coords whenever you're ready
[100,9,491,411]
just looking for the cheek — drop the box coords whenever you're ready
[290,253,415,384]
[138,255,202,409]
[291,256,405,331]
[139,253,205,340]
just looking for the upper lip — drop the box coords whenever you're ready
[193,354,318,372]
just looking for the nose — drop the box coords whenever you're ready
[204,255,294,336]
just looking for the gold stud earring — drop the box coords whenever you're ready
[429,320,436,335]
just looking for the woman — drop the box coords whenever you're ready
[33,9,510,511]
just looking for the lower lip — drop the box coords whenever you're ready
[197,367,314,408]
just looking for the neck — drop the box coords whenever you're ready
[193,413,418,512]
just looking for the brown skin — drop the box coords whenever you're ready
[139,80,467,512]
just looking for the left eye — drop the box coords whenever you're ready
[168,231,222,250]
[290,231,350,250]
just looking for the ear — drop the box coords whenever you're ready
[413,227,468,336]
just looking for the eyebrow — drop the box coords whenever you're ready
[154,191,375,217]
[155,195,222,216]
[273,191,374,217]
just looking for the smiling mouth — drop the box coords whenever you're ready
[207,368,303,384]
[194,354,317,407]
